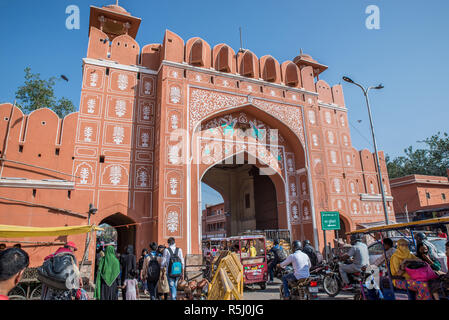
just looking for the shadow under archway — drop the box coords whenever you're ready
[100,213,136,255]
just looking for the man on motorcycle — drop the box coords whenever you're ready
[268,239,284,284]
[302,240,318,268]
[339,234,369,291]
[277,240,311,300]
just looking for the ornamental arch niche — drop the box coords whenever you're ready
[189,102,311,245]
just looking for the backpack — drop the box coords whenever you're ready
[277,247,288,261]
[37,253,79,290]
[167,247,183,278]
[147,254,161,282]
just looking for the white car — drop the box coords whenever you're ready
[368,237,448,273]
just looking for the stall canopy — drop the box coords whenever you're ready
[0,224,103,238]
[346,217,449,236]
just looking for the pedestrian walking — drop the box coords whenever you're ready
[141,242,161,300]
[94,245,121,300]
[122,270,139,300]
[0,248,29,300]
[138,248,149,295]
[161,238,184,300]
[120,245,136,300]
[157,245,169,300]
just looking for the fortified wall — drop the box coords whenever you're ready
[0,3,395,268]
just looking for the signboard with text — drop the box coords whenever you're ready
[320,211,341,231]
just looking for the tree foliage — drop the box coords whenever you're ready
[386,132,449,179]
[15,67,75,118]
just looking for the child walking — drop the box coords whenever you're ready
[122,270,139,300]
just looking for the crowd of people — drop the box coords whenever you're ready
[0,237,184,301]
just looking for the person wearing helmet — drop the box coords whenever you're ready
[302,240,318,268]
[277,240,311,299]
[339,234,369,290]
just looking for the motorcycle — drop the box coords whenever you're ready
[322,256,374,300]
[309,263,328,291]
[278,266,319,300]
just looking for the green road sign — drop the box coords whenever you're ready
[320,211,340,231]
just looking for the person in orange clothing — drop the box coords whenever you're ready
[0,248,30,300]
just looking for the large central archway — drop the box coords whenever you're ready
[189,106,313,251]
[201,154,286,238]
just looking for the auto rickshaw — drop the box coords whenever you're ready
[227,235,268,290]
[346,216,449,300]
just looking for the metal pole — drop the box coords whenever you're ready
[405,204,409,223]
[363,88,390,226]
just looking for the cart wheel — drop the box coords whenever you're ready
[8,295,27,300]
[259,283,267,290]
[30,284,43,300]
[8,285,26,299]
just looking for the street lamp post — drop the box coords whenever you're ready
[342,76,390,226]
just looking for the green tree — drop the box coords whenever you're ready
[387,132,449,179]
[15,67,76,118]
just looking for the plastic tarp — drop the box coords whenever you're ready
[0,225,103,238]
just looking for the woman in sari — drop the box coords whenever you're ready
[390,238,432,300]
[94,246,121,300]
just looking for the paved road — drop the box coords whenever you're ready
[243,278,354,300]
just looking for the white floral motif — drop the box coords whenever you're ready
[302,182,307,195]
[80,168,89,184]
[117,74,128,91]
[137,169,148,187]
[312,134,319,146]
[292,95,297,101]
[303,206,310,220]
[334,179,341,193]
[365,204,371,214]
[346,155,351,166]
[376,204,381,214]
[325,112,331,124]
[350,182,356,194]
[109,166,122,185]
[287,159,294,172]
[370,182,375,194]
[308,98,313,104]
[195,75,202,82]
[340,116,346,127]
[115,100,126,117]
[169,178,178,195]
[171,114,179,130]
[223,80,229,87]
[270,90,275,97]
[308,111,316,124]
[170,86,181,104]
[143,105,151,120]
[343,135,349,146]
[292,205,299,220]
[172,71,179,79]
[330,151,337,164]
[84,127,93,142]
[247,85,253,92]
[337,200,342,210]
[87,99,96,114]
[352,203,359,215]
[291,183,297,197]
[168,145,180,164]
[167,211,179,233]
[90,73,98,87]
[328,131,335,144]
[144,82,152,95]
[113,126,125,145]
[141,133,150,148]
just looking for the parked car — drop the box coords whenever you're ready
[368,236,448,272]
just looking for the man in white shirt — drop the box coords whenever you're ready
[161,237,184,300]
[278,240,311,299]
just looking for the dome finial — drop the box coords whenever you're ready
[300,48,303,55]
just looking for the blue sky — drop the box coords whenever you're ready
[1,0,448,208]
